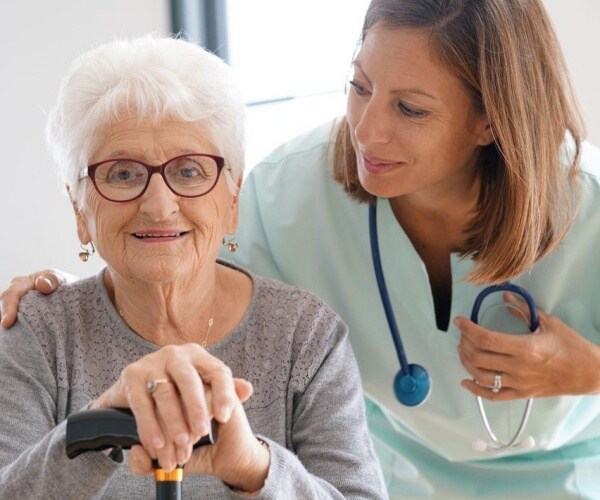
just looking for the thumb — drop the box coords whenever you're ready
[233,378,253,403]
[34,274,58,294]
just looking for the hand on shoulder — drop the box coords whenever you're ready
[0,269,77,328]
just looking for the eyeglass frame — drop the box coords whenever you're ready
[78,153,228,203]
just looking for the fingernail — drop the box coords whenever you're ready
[42,277,54,289]
[152,436,164,449]
[453,317,461,327]
[175,433,189,445]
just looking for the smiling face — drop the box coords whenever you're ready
[74,117,239,284]
[346,25,493,203]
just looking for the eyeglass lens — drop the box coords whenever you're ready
[93,155,219,201]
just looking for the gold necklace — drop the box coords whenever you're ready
[118,304,215,347]
[200,302,216,348]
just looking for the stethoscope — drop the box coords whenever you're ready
[369,202,539,453]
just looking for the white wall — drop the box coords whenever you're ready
[0,1,598,288]
[0,1,171,286]
[544,0,600,143]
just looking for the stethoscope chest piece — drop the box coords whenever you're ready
[394,364,431,407]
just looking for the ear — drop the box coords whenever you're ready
[476,118,495,147]
[225,179,242,234]
[67,185,92,244]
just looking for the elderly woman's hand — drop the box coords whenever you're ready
[456,293,600,401]
[90,343,269,491]
[128,388,270,493]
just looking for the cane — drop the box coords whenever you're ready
[66,408,217,500]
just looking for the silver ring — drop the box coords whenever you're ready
[491,373,502,393]
[147,378,170,394]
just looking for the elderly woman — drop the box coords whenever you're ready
[0,36,386,499]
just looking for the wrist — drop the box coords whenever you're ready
[594,344,600,394]
[226,437,270,494]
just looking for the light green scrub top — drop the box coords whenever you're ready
[221,121,600,499]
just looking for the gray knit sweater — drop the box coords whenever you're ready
[0,264,386,499]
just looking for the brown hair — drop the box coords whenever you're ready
[333,0,584,283]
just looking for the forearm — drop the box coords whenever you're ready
[226,437,344,500]
[0,316,118,498]
[229,320,386,499]
[286,322,387,499]
[0,420,119,499]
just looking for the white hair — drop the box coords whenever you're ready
[46,35,245,207]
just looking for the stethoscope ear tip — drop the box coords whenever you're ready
[521,435,536,450]
[472,435,536,453]
[471,439,488,453]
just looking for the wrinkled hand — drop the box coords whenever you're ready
[91,343,269,492]
[0,269,75,328]
[456,292,600,401]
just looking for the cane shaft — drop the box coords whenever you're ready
[155,466,183,500]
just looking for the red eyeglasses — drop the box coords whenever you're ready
[78,153,228,202]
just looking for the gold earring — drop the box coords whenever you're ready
[79,241,96,262]
[222,236,239,253]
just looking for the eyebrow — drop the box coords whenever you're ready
[352,60,438,101]
[103,148,201,159]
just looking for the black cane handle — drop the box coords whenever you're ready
[66,408,218,500]
[66,407,217,458]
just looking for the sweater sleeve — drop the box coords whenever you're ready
[235,315,387,499]
[0,311,120,499]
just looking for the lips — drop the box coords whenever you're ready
[361,154,406,175]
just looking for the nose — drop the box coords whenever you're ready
[353,94,393,147]
[138,172,179,221]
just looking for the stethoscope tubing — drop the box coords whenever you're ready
[470,282,539,331]
[476,396,533,449]
[470,280,539,453]
[369,203,411,375]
